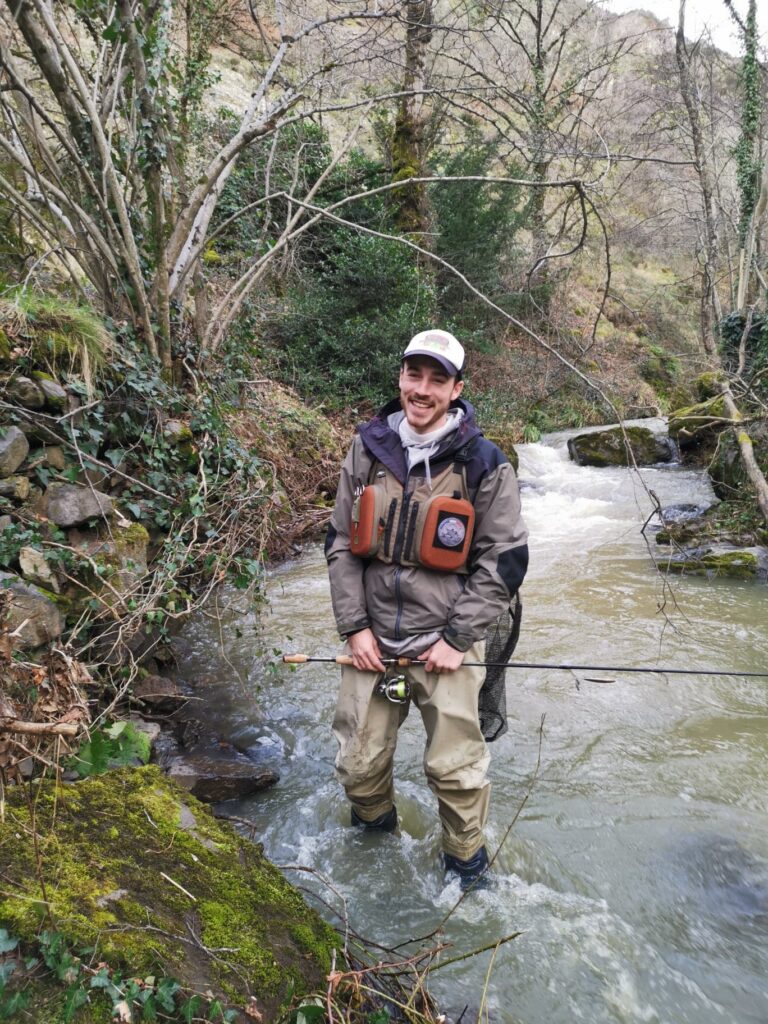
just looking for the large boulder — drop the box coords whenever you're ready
[67,520,149,610]
[567,426,675,467]
[0,425,29,477]
[42,482,113,526]
[0,570,63,647]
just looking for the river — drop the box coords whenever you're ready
[174,421,768,1023]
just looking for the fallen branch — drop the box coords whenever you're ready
[0,719,79,737]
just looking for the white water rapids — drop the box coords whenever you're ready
[174,422,768,1023]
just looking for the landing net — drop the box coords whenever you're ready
[478,595,522,742]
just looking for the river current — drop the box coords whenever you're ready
[174,421,768,1023]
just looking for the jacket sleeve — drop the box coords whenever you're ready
[324,437,374,638]
[442,458,529,652]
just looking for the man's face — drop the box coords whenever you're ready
[399,356,464,435]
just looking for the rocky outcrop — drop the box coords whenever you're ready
[42,482,114,526]
[654,503,768,583]
[0,425,29,477]
[0,570,63,647]
[662,544,768,582]
[568,425,676,467]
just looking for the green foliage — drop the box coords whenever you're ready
[210,120,337,259]
[67,721,151,778]
[7,929,239,1023]
[719,310,768,381]
[0,291,111,377]
[430,136,527,327]
[0,930,29,1020]
[733,0,762,244]
[266,231,436,408]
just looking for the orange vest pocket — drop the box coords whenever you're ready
[419,496,475,571]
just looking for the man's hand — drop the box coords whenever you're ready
[347,628,386,672]
[417,638,465,674]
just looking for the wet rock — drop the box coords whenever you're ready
[663,544,768,582]
[165,747,279,803]
[567,426,675,467]
[133,674,191,714]
[0,570,63,648]
[0,426,29,477]
[0,515,11,532]
[42,482,113,526]
[0,475,30,501]
[7,376,45,409]
[659,503,713,527]
[18,545,59,593]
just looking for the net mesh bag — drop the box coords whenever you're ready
[478,595,522,742]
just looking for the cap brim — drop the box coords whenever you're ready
[402,349,460,376]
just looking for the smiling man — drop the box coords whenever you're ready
[325,329,529,889]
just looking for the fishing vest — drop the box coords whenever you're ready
[350,445,475,573]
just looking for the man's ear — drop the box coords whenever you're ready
[451,378,464,400]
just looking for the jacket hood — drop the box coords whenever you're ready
[358,397,482,484]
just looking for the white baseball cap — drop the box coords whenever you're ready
[402,329,465,377]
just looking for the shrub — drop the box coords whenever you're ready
[265,231,436,409]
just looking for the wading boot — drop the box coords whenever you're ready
[444,845,490,891]
[351,805,398,833]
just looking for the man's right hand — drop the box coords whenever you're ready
[347,628,386,672]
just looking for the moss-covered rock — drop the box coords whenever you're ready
[695,370,726,400]
[0,767,337,1020]
[668,396,726,448]
[567,425,674,467]
[663,545,768,582]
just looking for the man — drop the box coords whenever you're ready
[325,328,529,888]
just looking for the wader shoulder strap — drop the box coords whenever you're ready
[451,437,478,500]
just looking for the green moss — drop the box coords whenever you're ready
[114,521,150,554]
[695,370,726,400]
[0,767,337,1018]
[668,396,726,438]
[0,326,11,363]
[568,426,666,467]
[667,549,759,580]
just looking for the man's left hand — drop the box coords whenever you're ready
[417,638,465,674]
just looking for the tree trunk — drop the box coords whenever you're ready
[391,0,433,238]
[675,0,719,360]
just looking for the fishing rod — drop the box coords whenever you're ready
[281,654,768,679]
